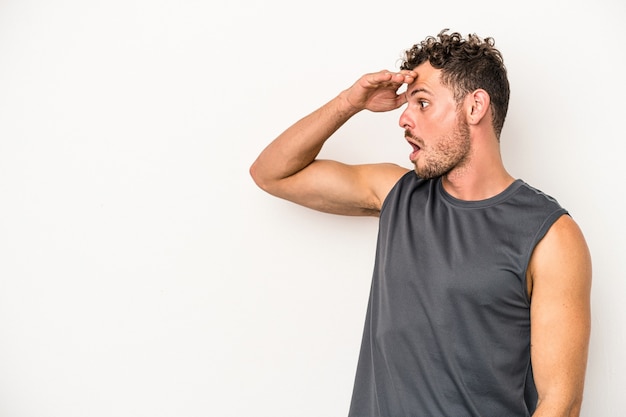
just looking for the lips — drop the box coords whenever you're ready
[405,135,422,162]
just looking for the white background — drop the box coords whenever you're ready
[0,1,623,416]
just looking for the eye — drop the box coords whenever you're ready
[418,100,429,109]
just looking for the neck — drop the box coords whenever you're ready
[441,136,514,201]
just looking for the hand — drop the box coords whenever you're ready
[341,70,417,113]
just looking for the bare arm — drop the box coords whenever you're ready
[249,70,416,216]
[528,215,592,416]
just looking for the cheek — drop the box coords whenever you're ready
[420,111,455,136]
[435,105,459,122]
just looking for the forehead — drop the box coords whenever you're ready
[405,62,445,97]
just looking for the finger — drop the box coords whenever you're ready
[391,70,417,83]
[369,70,395,84]
[399,69,417,83]
[371,70,404,81]
[387,71,417,86]
[364,70,415,89]
[396,92,408,106]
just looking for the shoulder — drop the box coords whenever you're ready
[514,181,564,211]
[535,215,589,263]
[360,163,411,212]
[528,214,592,299]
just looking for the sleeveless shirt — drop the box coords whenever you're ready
[348,172,568,417]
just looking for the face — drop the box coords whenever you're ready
[399,62,471,179]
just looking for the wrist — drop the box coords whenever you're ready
[337,89,364,115]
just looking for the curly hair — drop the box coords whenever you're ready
[400,29,510,139]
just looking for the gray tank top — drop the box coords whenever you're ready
[348,172,568,417]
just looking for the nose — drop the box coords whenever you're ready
[398,107,413,130]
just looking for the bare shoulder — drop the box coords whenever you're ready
[528,214,592,299]
[359,162,411,207]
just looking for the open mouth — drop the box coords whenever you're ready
[405,136,422,162]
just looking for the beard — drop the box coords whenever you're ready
[410,115,471,180]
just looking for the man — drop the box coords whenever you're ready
[249,30,591,417]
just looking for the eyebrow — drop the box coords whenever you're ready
[406,87,433,100]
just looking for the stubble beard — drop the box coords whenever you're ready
[412,116,471,180]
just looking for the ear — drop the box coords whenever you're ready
[465,89,491,126]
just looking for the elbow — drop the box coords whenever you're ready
[249,160,273,193]
[568,393,584,417]
[249,160,264,189]
[562,396,584,417]
[535,392,585,417]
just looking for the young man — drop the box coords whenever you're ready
[250,30,591,417]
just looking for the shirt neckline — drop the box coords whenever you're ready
[436,177,524,209]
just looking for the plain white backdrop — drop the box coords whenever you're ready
[0,0,623,416]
